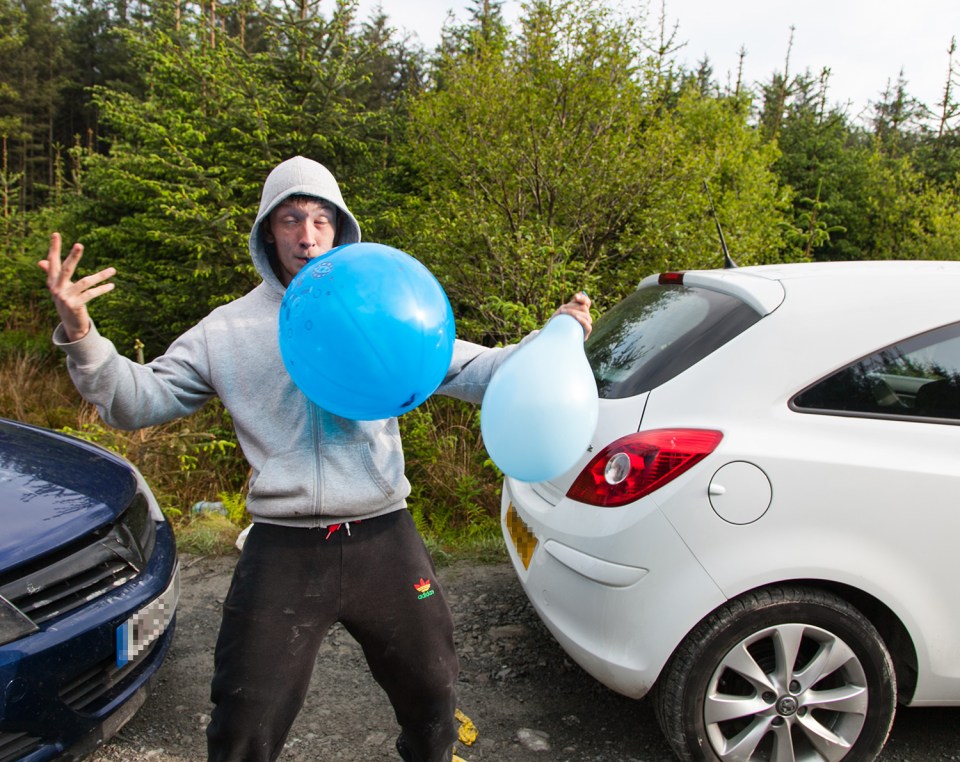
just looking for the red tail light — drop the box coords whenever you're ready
[566,429,723,507]
[658,272,685,285]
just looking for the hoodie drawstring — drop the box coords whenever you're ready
[325,521,354,540]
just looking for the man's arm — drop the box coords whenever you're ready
[40,232,214,430]
[438,292,594,404]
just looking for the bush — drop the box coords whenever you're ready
[400,396,504,556]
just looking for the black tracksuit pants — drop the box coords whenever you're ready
[206,510,459,761]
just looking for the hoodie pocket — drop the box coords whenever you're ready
[246,449,316,516]
[319,441,403,514]
[247,435,408,519]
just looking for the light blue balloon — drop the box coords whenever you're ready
[480,313,599,482]
[279,243,456,420]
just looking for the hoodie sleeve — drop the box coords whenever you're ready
[437,333,538,404]
[54,320,215,430]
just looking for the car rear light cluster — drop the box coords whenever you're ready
[566,429,723,507]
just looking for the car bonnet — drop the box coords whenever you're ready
[0,419,138,570]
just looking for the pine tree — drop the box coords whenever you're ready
[52,0,415,355]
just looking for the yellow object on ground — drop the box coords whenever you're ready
[455,708,479,746]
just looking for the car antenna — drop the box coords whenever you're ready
[702,181,738,269]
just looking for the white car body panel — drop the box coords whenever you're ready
[502,260,960,710]
[504,477,726,698]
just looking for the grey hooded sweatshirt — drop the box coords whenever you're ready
[54,156,523,528]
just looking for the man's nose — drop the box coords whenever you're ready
[298,223,317,248]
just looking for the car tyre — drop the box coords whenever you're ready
[654,585,896,761]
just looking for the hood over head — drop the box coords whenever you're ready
[250,156,362,291]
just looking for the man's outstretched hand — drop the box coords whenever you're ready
[39,232,117,342]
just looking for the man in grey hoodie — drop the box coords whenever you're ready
[40,156,592,762]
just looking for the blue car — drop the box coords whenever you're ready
[0,418,179,761]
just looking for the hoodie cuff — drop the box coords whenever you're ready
[53,321,115,368]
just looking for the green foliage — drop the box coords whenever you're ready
[175,512,241,556]
[631,89,794,273]
[218,490,251,528]
[782,178,846,258]
[399,396,502,548]
[759,55,960,261]
[0,327,53,359]
[0,0,69,211]
[402,0,792,343]
[49,2,407,355]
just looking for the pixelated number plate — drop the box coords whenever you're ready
[505,503,538,570]
[116,562,181,668]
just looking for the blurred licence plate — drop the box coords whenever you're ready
[505,503,537,570]
[116,562,181,668]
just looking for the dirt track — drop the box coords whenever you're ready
[86,553,960,761]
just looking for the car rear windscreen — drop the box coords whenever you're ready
[585,283,762,399]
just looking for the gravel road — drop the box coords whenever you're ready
[86,553,960,762]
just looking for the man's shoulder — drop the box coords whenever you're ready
[209,283,278,315]
[199,283,279,331]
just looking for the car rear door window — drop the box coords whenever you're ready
[793,321,960,422]
[585,284,762,399]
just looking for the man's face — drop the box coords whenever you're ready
[264,197,338,286]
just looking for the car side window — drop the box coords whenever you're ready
[792,321,960,422]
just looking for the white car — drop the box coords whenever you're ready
[500,261,960,762]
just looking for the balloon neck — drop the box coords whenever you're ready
[545,312,587,341]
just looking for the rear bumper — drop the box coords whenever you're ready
[501,480,725,698]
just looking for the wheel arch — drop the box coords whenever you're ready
[712,578,919,705]
[799,578,919,704]
[653,580,903,762]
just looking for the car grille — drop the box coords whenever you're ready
[0,731,42,762]
[0,493,156,626]
[59,639,159,712]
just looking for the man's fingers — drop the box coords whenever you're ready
[52,276,114,305]
[41,233,63,282]
[43,233,85,285]
[78,282,116,303]
[57,242,85,282]
[561,293,593,339]
[59,267,117,308]
[48,232,62,260]
[75,267,117,290]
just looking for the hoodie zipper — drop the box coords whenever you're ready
[310,401,322,518]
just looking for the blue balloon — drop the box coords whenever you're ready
[480,313,599,482]
[279,243,456,420]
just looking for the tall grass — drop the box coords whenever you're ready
[0,351,79,428]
